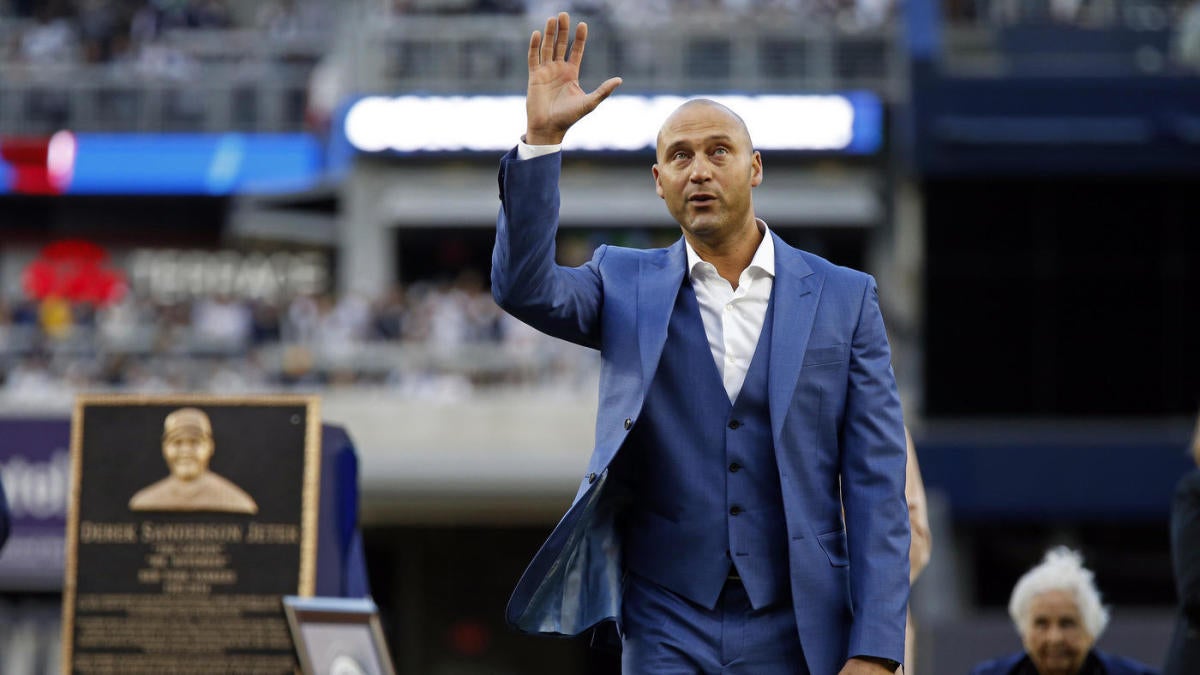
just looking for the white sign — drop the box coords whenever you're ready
[344,94,860,153]
[127,249,329,302]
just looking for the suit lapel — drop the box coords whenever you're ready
[638,240,687,392]
[768,234,823,446]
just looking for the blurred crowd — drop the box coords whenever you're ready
[389,0,900,29]
[0,0,327,69]
[0,273,597,403]
[0,0,901,75]
[943,0,1180,25]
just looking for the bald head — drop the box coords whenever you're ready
[656,99,753,160]
[651,97,763,250]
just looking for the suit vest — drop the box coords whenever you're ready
[616,277,788,611]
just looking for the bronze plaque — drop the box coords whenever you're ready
[62,395,321,674]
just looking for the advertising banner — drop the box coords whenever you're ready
[0,418,72,590]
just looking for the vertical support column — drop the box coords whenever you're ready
[868,172,924,419]
[338,162,396,298]
[806,33,836,92]
[206,82,233,133]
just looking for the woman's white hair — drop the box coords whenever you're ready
[1008,546,1110,639]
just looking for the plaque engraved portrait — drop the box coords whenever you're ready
[129,407,258,515]
[63,395,321,675]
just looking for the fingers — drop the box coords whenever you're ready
[567,21,587,66]
[553,12,570,61]
[528,30,540,71]
[533,12,576,67]
[540,15,556,65]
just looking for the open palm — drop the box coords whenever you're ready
[525,13,622,146]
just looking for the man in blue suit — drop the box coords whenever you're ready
[493,13,910,675]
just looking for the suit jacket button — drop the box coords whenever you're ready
[586,472,597,484]
[623,418,632,430]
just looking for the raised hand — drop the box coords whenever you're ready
[525,12,622,146]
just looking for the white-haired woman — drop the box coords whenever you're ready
[970,547,1158,675]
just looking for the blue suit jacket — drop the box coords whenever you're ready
[492,149,910,674]
[1166,469,1200,675]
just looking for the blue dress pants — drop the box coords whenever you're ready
[620,573,809,675]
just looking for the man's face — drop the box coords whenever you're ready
[163,432,213,481]
[652,103,762,245]
[1021,589,1095,675]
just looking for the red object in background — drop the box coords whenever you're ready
[0,131,76,194]
[22,240,126,306]
[447,619,491,657]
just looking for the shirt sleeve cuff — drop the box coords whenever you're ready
[517,140,562,160]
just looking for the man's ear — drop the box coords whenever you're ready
[750,151,763,188]
[652,164,664,199]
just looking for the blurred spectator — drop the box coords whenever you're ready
[257,0,304,37]
[5,354,68,402]
[250,301,283,345]
[315,292,370,362]
[0,299,14,349]
[77,0,120,63]
[17,3,78,65]
[371,286,408,341]
[97,294,153,350]
[424,283,471,354]
[969,546,1158,675]
[304,53,349,136]
[208,355,267,392]
[190,0,233,28]
[1174,0,1200,69]
[37,297,74,341]
[191,294,253,353]
[284,293,321,344]
[129,1,164,44]
[129,0,197,43]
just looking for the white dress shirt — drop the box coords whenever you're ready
[517,140,561,160]
[516,140,775,403]
[685,222,775,404]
